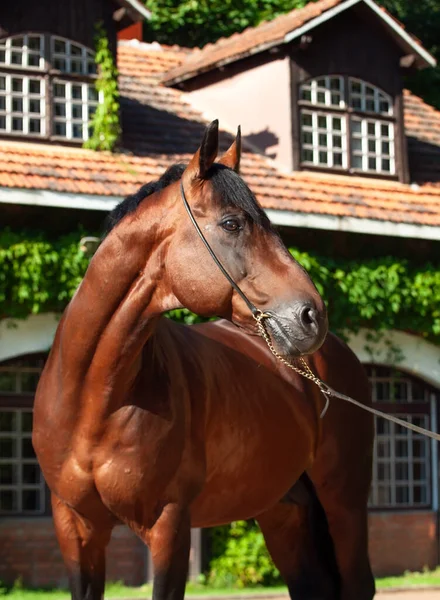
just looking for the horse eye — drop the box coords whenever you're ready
[221,218,241,233]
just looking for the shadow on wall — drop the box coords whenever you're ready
[243,128,280,159]
[119,95,238,157]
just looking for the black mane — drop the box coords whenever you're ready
[104,162,271,235]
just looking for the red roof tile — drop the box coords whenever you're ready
[0,40,439,228]
[162,0,434,85]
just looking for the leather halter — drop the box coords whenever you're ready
[180,181,265,318]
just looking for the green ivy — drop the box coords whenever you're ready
[83,21,121,152]
[1,230,440,342]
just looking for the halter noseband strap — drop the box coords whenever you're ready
[180,181,263,317]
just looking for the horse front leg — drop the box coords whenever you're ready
[148,503,191,600]
[51,494,113,600]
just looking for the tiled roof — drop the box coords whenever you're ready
[0,40,439,228]
[162,0,433,85]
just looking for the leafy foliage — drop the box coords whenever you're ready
[144,0,310,48]
[143,0,440,109]
[206,521,281,588]
[1,230,440,342]
[84,21,121,151]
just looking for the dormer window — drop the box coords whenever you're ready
[299,76,395,176]
[0,34,100,142]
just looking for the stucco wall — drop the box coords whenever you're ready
[188,57,293,170]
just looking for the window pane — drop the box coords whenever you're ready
[318,151,327,164]
[0,116,5,130]
[54,83,66,98]
[0,464,17,485]
[333,135,342,148]
[301,149,313,163]
[0,412,16,432]
[72,104,82,119]
[72,123,83,139]
[20,372,40,393]
[317,91,326,104]
[21,437,36,459]
[11,37,24,48]
[0,438,17,458]
[11,51,23,65]
[333,117,342,131]
[302,131,313,145]
[395,462,409,480]
[0,372,16,392]
[351,96,362,110]
[22,463,40,484]
[318,116,326,129]
[377,463,391,481]
[54,38,66,53]
[54,122,66,136]
[0,490,18,512]
[54,57,67,71]
[301,112,312,127]
[28,53,40,67]
[21,412,33,433]
[72,85,82,99]
[352,138,362,151]
[318,133,327,146]
[301,88,312,102]
[12,97,23,112]
[413,486,427,504]
[0,76,5,90]
[28,36,41,51]
[352,155,362,169]
[396,486,409,504]
[55,102,66,117]
[333,153,343,166]
[88,87,98,102]
[29,119,41,133]
[29,99,41,113]
[29,79,41,94]
[368,157,376,170]
[12,78,23,92]
[352,119,361,134]
[413,462,427,480]
[22,489,40,512]
[12,117,23,131]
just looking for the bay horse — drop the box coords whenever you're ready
[32,120,361,600]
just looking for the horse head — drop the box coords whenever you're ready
[157,120,328,356]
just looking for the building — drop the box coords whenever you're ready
[1,0,440,586]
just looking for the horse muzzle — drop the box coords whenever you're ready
[264,302,328,357]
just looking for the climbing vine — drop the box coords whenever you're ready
[1,230,440,343]
[83,21,121,152]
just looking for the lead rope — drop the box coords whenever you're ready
[254,311,440,442]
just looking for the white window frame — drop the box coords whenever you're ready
[0,408,46,515]
[299,75,396,176]
[0,33,100,142]
[367,366,432,510]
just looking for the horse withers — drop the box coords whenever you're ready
[33,121,333,600]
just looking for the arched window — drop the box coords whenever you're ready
[299,76,395,175]
[0,354,47,515]
[366,366,434,509]
[0,34,100,141]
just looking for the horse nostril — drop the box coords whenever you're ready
[300,306,318,332]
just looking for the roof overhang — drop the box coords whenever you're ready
[2,186,440,242]
[164,0,436,86]
[115,0,151,22]
[284,0,436,70]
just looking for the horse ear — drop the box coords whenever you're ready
[218,126,241,173]
[186,120,219,179]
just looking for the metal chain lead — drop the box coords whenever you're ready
[253,311,440,441]
[254,311,331,418]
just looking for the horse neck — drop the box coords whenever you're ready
[57,199,172,407]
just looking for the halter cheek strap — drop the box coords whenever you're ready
[180,181,265,318]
